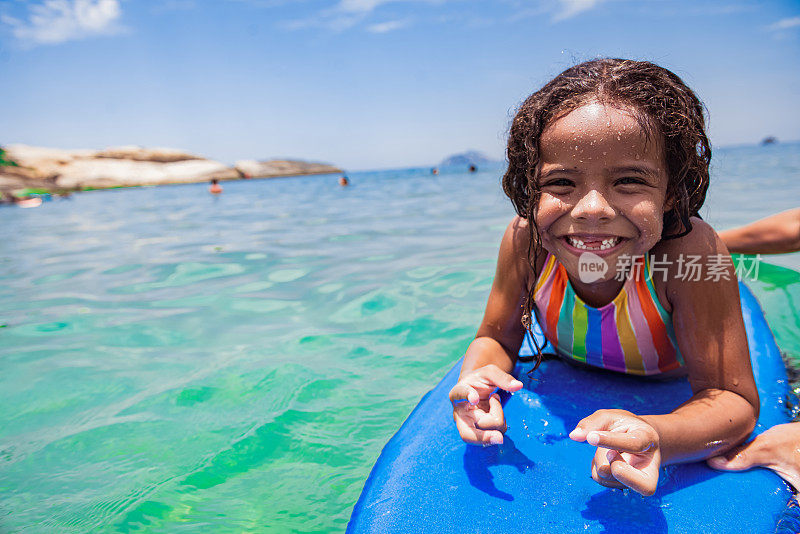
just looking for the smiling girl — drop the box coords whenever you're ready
[449,59,759,496]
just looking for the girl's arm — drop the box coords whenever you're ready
[651,218,759,463]
[460,216,531,376]
[570,218,759,495]
[449,217,532,446]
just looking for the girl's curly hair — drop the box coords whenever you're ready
[503,58,711,369]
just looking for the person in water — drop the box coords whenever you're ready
[712,208,800,520]
[209,178,223,194]
[339,176,350,186]
[449,58,759,497]
[719,208,800,255]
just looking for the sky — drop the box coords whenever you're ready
[0,0,799,170]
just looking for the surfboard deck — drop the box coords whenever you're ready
[348,282,793,533]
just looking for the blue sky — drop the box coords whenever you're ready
[1,0,799,170]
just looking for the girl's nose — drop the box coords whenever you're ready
[570,189,615,221]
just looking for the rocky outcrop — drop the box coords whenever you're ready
[234,159,341,179]
[94,146,205,163]
[0,145,342,198]
[3,144,238,191]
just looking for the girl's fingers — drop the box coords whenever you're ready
[569,410,618,441]
[475,394,507,432]
[608,451,658,496]
[449,383,480,406]
[587,429,653,453]
[454,409,503,446]
[478,365,524,393]
[591,453,625,489]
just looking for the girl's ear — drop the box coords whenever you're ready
[664,195,675,213]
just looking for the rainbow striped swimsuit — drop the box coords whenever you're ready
[533,252,684,376]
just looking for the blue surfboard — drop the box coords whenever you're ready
[348,282,793,533]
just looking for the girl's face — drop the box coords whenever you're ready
[535,101,670,283]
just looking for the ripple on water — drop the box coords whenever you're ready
[232,281,275,293]
[328,289,405,324]
[229,299,297,314]
[267,268,308,283]
[33,270,88,286]
[316,282,344,294]
[118,262,247,293]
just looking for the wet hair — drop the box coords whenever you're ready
[502,58,711,369]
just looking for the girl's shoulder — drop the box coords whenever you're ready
[499,216,546,283]
[650,216,722,264]
[650,217,729,312]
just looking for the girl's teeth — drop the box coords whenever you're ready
[567,237,620,250]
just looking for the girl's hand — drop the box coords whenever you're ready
[569,409,662,496]
[448,364,524,446]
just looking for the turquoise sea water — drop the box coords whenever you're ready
[1,142,799,532]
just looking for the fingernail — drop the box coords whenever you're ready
[511,380,523,388]
[587,432,600,446]
[489,435,503,445]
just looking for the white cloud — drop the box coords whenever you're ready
[338,0,391,13]
[366,19,409,33]
[768,16,800,32]
[2,0,124,46]
[553,0,602,22]
[283,0,441,32]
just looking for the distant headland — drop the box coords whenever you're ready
[0,144,342,201]
[439,150,498,167]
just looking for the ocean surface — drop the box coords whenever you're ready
[1,142,799,532]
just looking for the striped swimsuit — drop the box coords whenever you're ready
[533,251,684,376]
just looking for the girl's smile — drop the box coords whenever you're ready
[560,233,627,256]
[535,101,670,302]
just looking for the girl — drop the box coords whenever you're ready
[449,58,759,497]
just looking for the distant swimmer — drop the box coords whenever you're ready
[17,197,42,208]
[432,167,439,175]
[468,164,477,173]
[209,179,223,194]
[339,176,350,187]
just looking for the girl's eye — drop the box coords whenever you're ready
[543,178,575,188]
[616,176,646,186]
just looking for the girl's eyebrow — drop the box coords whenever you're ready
[540,167,581,179]
[609,164,659,176]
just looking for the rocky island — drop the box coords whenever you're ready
[0,144,342,201]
